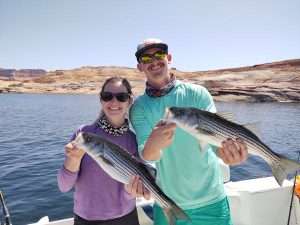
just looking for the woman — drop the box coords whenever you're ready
[57,77,150,225]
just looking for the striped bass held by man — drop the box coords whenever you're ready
[73,131,191,225]
[164,106,300,186]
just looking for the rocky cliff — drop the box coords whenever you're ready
[0,69,47,80]
[1,59,299,102]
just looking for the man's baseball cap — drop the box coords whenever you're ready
[135,38,168,61]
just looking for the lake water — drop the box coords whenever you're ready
[0,94,300,225]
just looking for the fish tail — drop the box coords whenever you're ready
[163,203,191,225]
[271,156,300,186]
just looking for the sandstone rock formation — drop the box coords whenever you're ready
[1,59,299,102]
[0,69,47,80]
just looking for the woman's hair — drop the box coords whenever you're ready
[100,76,133,95]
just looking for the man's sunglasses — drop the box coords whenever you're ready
[139,51,167,64]
[100,92,130,102]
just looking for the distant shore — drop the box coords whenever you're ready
[1,59,300,102]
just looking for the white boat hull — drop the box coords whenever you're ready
[30,176,300,225]
[29,160,300,225]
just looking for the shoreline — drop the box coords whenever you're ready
[1,90,299,103]
[1,59,300,102]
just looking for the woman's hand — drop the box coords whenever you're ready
[125,175,151,200]
[63,142,85,172]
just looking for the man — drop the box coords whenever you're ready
[129,38,248,225]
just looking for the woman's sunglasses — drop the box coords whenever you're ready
[100,92,130,102]
[139,51,167,64]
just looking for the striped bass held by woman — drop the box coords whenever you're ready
[73,131,191,225]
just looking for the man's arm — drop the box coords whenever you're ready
[130,102,176,161]
[142,121,176,160]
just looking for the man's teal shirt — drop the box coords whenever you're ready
[130,80,226,209]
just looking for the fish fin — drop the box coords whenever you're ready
[216,112,235,123]
[243,122,261,137]
[162,204,191,225]
[145,164,157,179]
[163,208,176,225]
[271,163,287,186]
[271,156,300,186]
[199,141,210,152]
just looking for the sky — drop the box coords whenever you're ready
[0,0,300,72]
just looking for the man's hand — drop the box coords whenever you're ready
[125,176,151,200]
[218,138,248,165]
[143,121,177,160]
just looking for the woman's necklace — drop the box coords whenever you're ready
[96,115,129,136]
